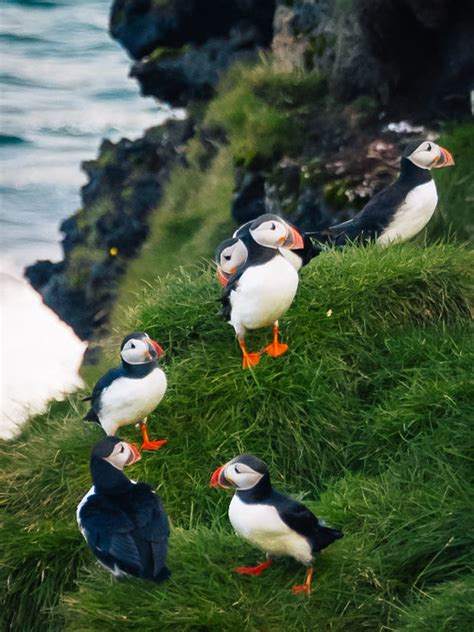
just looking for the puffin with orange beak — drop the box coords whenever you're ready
[77,436,170,583]
[327,140,455,246]
[83,332,168,450]
[218,216,302,368]
[210,454,343,595]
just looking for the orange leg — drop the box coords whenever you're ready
[265,321,289,358]
[292,566,314,595]
[139,421,168,451]
[234,559,272,576]
[238,339,261,369]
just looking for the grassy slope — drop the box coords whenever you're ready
[1,62,473,630]
[1,242,473,631]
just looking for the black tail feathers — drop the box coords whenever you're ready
[314,524,344,552]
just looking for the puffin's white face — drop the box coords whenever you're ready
[219,239,248,275]
[211,459,265,491]
[407,141,455,170]
[120,336,151,364]
[104,441,141,470]
[250,219,288,249]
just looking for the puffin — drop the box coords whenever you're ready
[219,222,301,369]
[215,237,248,287]
[83,332,168,451]
[77,436,170,583]
[233,214,320,271]
[210,454,343,595]
[328,140,455,246]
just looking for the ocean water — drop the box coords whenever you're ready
[0,0,176,436]
[0,0,175,270]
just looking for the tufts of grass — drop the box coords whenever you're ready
[2,240,472,629]
[429,121,474,243]
[205,62,326,167]
[394,575,474,631]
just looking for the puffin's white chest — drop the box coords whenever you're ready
[76,485,95,536]
[230,256,299,333]
[378,180,438,245]
[99,368,167,434]
[228,495,312,564]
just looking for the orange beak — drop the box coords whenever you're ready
[284,225,305,250]
[434,146,455,168]
[217,268,229,288]
[150,339,165,358]
[210,465,225,488]
[126,443,142,466]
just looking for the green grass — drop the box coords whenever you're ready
[1,241,473,630]
[205,62,326,167]
[429,122,474,243]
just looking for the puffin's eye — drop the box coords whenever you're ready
[130,343,135,349]
[224,254,231,261]
[120,445,125,453]
[427,143,431,151]
[271,223,276,230]
[234,465,241,474]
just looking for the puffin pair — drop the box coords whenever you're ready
[215,214,315,369]
[326,140,455,246]
[84,332,168,451]
[77,436,170,583]
[211,454,343,595]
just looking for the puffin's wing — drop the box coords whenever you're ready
[84,367,124,422]
[129,483,170,578]
[330,180,406,244]
[79,495,143,575]
[275,493,343,553]
[219,270,243,321]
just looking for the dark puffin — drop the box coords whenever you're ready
[77,436,170,583]
[84,332,167,451]
[327,140,455,246]
[234,213,320,271]
[218,221,302,369]
[210,454,343,595]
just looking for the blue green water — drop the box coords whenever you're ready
[0,0,175,272]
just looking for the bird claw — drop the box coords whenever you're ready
[242,352,261,369]
[264,342,289,358]
[291,583,311,595]
[140,439,168,451]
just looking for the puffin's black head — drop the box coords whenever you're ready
[215,237,248,287]
[402,140,455,170]
[210,453,270,491]
[249,214,304,250]
[120,331,164,365]
[91,436,141,470]
[90,437,141,494]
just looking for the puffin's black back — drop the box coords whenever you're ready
[79,463,170,583]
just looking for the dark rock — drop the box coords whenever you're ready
[131,30,258,106]
[110,0,276,59]
[25,117,194,340]
[111,0,276,105]
[231,170,266,224]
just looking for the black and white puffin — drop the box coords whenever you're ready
[219,224,302,369]
[210,454,343,594]
[84,332,168,451]
[234,214,319,271]
[328,141,455,246]
[77,436,170,583]
[215,237,249,287]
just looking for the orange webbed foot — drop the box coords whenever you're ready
[291,583,311,595]
[141,439,168,451]
[234,560,272,576]
[265,341,289,358]
[242,352,261,369]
